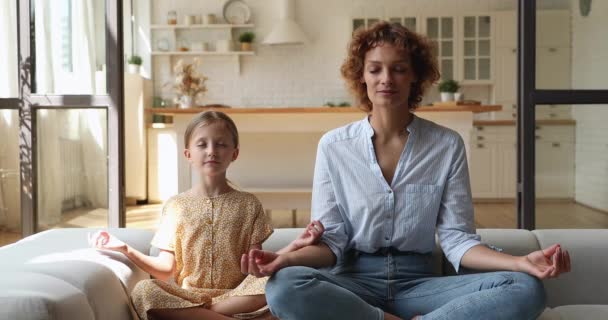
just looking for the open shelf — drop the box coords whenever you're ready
[150,24,254,30]
[151,51,255,56]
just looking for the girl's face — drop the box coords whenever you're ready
[184,122,239,177]
[362,43,417,110]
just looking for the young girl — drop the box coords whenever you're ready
[91,111,324,320]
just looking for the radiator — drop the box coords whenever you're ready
[59,138,88,211]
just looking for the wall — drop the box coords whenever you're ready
[570,0,608,212]
[141,0,569,108]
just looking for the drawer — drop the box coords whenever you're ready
[536,109,572,120]
[534,125,575,142]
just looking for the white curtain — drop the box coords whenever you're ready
[0,0,18,98]
[0,1,19,231]
[0,111,20,231]
[34,0,98,94]
[33,0,108,227]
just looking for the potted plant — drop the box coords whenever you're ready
[167,59,208,109]
[127,55,143,74]
[238,32,255,51]
[438,79,459,102]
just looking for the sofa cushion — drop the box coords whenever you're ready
[533,229,608,307]
[552,305,608,320]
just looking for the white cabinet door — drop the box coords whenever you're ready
[536,46,571,89]
[494,11,516,47]
[425,16,456,80]
[494,46,517,103]
[537,10,571,48]
[498,141,517,198]
[470,140,498,198]
[535,126,575,198]
[462,15,492,82]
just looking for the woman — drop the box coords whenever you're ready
[244,22,570,320]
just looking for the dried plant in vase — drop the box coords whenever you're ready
[167,58,208,108]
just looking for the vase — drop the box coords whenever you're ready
[127,64,140,74]
[240,42,252,51]
[179,96,193,109]
[440,92,454,102]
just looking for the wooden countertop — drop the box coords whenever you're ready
[146,105,501,115]
[473,119,576,126]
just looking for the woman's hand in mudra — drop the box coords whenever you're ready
[517,244,571,279]
[290,220,325,250]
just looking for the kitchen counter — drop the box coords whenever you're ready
[473,119,575,126]
[146,104,500,205]
[146,105,501,115]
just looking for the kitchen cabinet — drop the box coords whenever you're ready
[492,10,571,120]
[470,124,516,199]
[424,16,456,81]
[461,15,492,82]
[470,122,574,199]
[470,135,499,198]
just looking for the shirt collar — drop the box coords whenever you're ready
[362,113,419,137]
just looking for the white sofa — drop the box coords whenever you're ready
[0,228,606,319]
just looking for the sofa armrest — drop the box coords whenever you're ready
[0,228,155,320]
[533,229,608,307]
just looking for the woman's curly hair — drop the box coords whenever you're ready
[341,21,440,112]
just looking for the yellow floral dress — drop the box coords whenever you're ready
[131,189,274,320]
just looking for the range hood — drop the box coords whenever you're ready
[263,0,308,45]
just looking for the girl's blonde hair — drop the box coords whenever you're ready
[184,111,239,148]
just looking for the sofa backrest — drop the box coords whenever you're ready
[533,229,608,307]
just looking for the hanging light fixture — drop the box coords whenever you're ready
[263,0,309,45]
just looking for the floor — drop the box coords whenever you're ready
[1,201,607,247]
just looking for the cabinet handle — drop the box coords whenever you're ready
[511,48,517,53]
[477,143,485,148]
[535,125,541,130]
[512,113,517,118]
[476,126,484,131]
[552,142,561,148]
[548,47,557,53]
[535,135,541,140]
[550,113,557,118]
[477,136,485,141]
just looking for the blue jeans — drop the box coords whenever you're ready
[266,251,546,320]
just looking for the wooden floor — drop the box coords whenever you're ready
[2,201,607,247]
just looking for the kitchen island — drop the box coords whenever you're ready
[146,105,500,212]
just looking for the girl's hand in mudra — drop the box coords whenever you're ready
[291,220,325,250]
[89,230,128,254]
[241,249,287,277]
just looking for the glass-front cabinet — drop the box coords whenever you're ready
[462,15,492,82]
[351,14,492,83]
[425,17,455,81]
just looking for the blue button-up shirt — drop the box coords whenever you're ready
[312,114,481,272]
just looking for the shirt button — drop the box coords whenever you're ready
[206,219,213,225]
[385,237,390,241]
[388,189,392,193]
